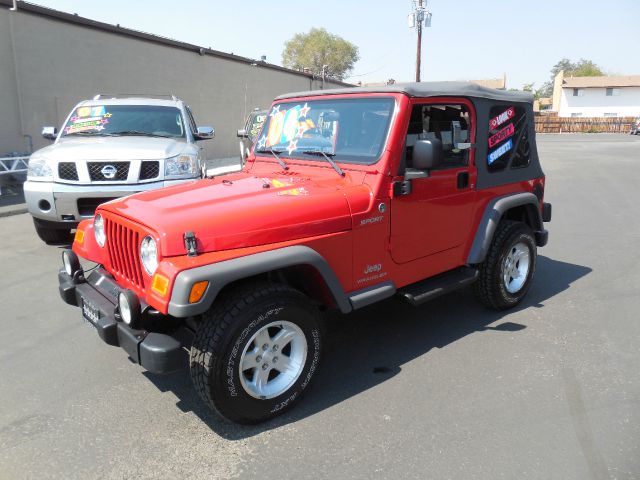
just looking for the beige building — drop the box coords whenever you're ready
[552,71,640,117]
[0,1,349,157]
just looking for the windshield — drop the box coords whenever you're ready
[62,105,186,138]
[257,97,395,165]
[247,111,267,142]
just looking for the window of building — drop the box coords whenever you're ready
[604,113,618,117]
[605,88,620,96]
[571,113,583,117]
[573,88,584,97]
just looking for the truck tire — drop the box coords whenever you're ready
[190,281,322,424]
[473,220,536,310]
[33,219,72,245]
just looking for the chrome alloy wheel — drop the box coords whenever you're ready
[239,320,308,400]
[502,242,531,294]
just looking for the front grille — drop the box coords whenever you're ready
[105,217,145,290]
[58,162,78,180]
[140,161,160,180]
[88,162,129,181]
[77,197,117,217]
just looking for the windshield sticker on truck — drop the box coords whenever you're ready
[489,107,515,130]
[487,138,513,165]
[488,123,515,148]
[65,106,112,134]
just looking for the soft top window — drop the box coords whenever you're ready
[486,105,530,172]
[258,97,395,165]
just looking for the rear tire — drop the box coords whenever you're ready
[189,281,322,424]
[32,219,72,245]
[473,220,536,310]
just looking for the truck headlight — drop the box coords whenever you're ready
[140,236,158,275]
[165,154,198,178]
[94,214,106,247]
[27,157,53,181]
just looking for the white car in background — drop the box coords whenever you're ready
[24,95,214,243]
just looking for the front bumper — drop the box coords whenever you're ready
[25,178,196,225]
[59,265,187,374]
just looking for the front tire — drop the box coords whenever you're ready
[189,282,322,424]
[473,220,537,310]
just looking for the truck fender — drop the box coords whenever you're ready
[467,192,543,265]
[167,245,352,317]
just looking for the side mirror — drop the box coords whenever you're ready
[42,126,57,140]
[237,129,248,138]
[195,126,214,140]
[413,138,443,170]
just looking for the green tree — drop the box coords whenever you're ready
[539,58,605,97]
[282,28,359,81]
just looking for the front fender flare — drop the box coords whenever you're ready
[167,245,352,317]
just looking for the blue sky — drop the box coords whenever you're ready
[28,0,640,90]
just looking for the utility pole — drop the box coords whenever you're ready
[415,0,422,82]
[408,1,432,82]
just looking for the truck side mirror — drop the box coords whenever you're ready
[237,129,248,138]
[413,138,443,170]
[195,126,214,140]
[42,126,57,140]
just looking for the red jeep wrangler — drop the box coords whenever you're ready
[59,82,551,423]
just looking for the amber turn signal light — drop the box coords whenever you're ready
[189,281,209,304]
[74,229,84,244]
[151,273,169,297]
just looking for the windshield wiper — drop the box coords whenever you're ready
[108,130,172,138]
[301,150,344,177]
[64,131,107,136]
[255,148,288,170]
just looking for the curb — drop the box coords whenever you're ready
[0,204,28,218]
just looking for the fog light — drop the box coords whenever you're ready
[118,290,141,327]
[62,249,82,277]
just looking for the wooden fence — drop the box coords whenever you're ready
[534,116,635,134]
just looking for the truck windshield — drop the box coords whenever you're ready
[258,97,395,165]
[61,105,186,138]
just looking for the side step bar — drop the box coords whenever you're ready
[398,267,478,306]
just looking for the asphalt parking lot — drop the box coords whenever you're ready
[1,134,639,479]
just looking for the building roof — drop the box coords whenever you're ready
[1,0,352,87]
[468,78,506,90]
[562,75,640,88]
[276,81,533,103]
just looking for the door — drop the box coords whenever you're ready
[390,99,477,264]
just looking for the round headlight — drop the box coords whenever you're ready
[140,235,158,275]
[94,214,106,247]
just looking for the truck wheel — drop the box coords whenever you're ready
[190,282,322,424]
[32,219,71,245]
[473,220,536,310]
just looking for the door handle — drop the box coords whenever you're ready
[457,172,469,189]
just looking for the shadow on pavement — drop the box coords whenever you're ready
[142,255,591,439]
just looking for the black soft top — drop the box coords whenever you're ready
[276,81,533,104]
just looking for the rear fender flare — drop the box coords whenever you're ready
[467,192,542,264]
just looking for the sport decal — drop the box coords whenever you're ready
[489,107,514,130]
[488,123,515,148]
[487,138,512,165]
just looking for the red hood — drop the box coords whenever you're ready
[100,165,370,257]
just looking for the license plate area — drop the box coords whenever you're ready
[82,298,101,326]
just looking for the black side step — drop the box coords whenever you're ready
[398,267,478,306]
